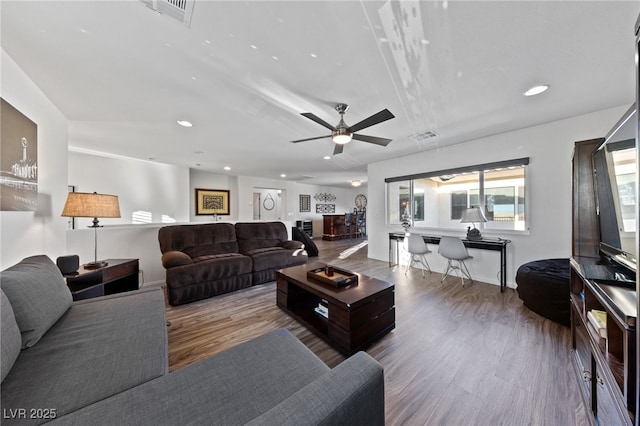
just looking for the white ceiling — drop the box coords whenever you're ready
[2,1,637,188]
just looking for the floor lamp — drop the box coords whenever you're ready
[61,191,121,269]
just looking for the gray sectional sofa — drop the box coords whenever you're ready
[1,255,385,425]
[158,221,308,305]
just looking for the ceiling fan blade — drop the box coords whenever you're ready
[333,144,344,155]
[347,109,395,133]
[291,135,329,143]
[352,133,392,146]
[301,113,335,130]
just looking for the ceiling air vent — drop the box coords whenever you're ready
[410,130,438,141]
[141,0,195,27]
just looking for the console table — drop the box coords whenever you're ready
[388,233,510,292]
[64,258,139,301]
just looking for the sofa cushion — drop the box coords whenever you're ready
[167,254,252,285]
[0,288,168,425]
[235,221,288,254]
[0,255,72,348]
[47,329,330,426]
[158,223,239,257]
[1,289,21,383]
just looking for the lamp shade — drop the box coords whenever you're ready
[460,206,487,223]
[61,192,121,218]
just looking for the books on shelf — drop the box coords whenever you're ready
[587,309,607,339]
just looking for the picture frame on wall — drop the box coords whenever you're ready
[1,98,38,211]
[299,194,311,212]
[196,188,230,215]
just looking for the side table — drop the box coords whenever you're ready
[64,259,139,301]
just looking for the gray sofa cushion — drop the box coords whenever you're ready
[246,351,385,426]
[0,255,72,348]
[0,289,21,383]
[0,288,168,425]
[48,328,330,426]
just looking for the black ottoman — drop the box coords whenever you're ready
[515,258,570,327]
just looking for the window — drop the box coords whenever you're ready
[386,158,528,233]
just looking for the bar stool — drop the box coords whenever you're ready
[344,213,353,239]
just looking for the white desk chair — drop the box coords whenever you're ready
[405,233,432,277]
[438,236,473,287]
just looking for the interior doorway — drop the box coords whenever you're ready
[252,188,286,221]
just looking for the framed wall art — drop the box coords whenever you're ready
[1,98,38,211]
[299,194,311,212]
[196,188,230,215]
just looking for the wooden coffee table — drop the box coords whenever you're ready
[276,262,395,356]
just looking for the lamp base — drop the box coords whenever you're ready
[466,227,482,240]
[84,261,108,270]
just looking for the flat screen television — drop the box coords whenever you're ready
[593,104,637,274]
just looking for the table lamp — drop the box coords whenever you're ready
[460,206,487,240]
[61,192,121,269]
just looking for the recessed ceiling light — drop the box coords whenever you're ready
[523,85,549,97]
[224,166,231,171]
[250,44,258,50]
[310,53,317,58]
[177,120,192,127]
[420,39,430,45]
[280,173,286,178]
[272,56,279,61]
[323,156,331,160]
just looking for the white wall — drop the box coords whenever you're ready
[235,175,364,237]
[0,50,69,269]
[368,105,631,288]
[68,151,190,227]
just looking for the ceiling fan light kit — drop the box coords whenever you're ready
[292,103,395,154]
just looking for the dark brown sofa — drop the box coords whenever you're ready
[158,222,307,305]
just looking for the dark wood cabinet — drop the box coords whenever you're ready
[570,138,636,425]
[65,259,139,301]
[322,213,365,240]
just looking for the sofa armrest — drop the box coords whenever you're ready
[161,251,193,268]
[277,240,304,250]
[245,351,385,426]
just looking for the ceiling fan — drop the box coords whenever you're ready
[291,103,395,155]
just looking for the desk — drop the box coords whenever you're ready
[389,233,510,292]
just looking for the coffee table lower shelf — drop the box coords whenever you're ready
[276,265,395,356]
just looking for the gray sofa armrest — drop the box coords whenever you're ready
[246,351,385,426]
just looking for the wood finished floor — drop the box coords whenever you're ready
[165,238,589,425]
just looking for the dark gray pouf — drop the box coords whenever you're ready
[516,258,570,327]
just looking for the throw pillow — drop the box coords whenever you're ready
[1,289,21,382]
[1,255,72,348]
